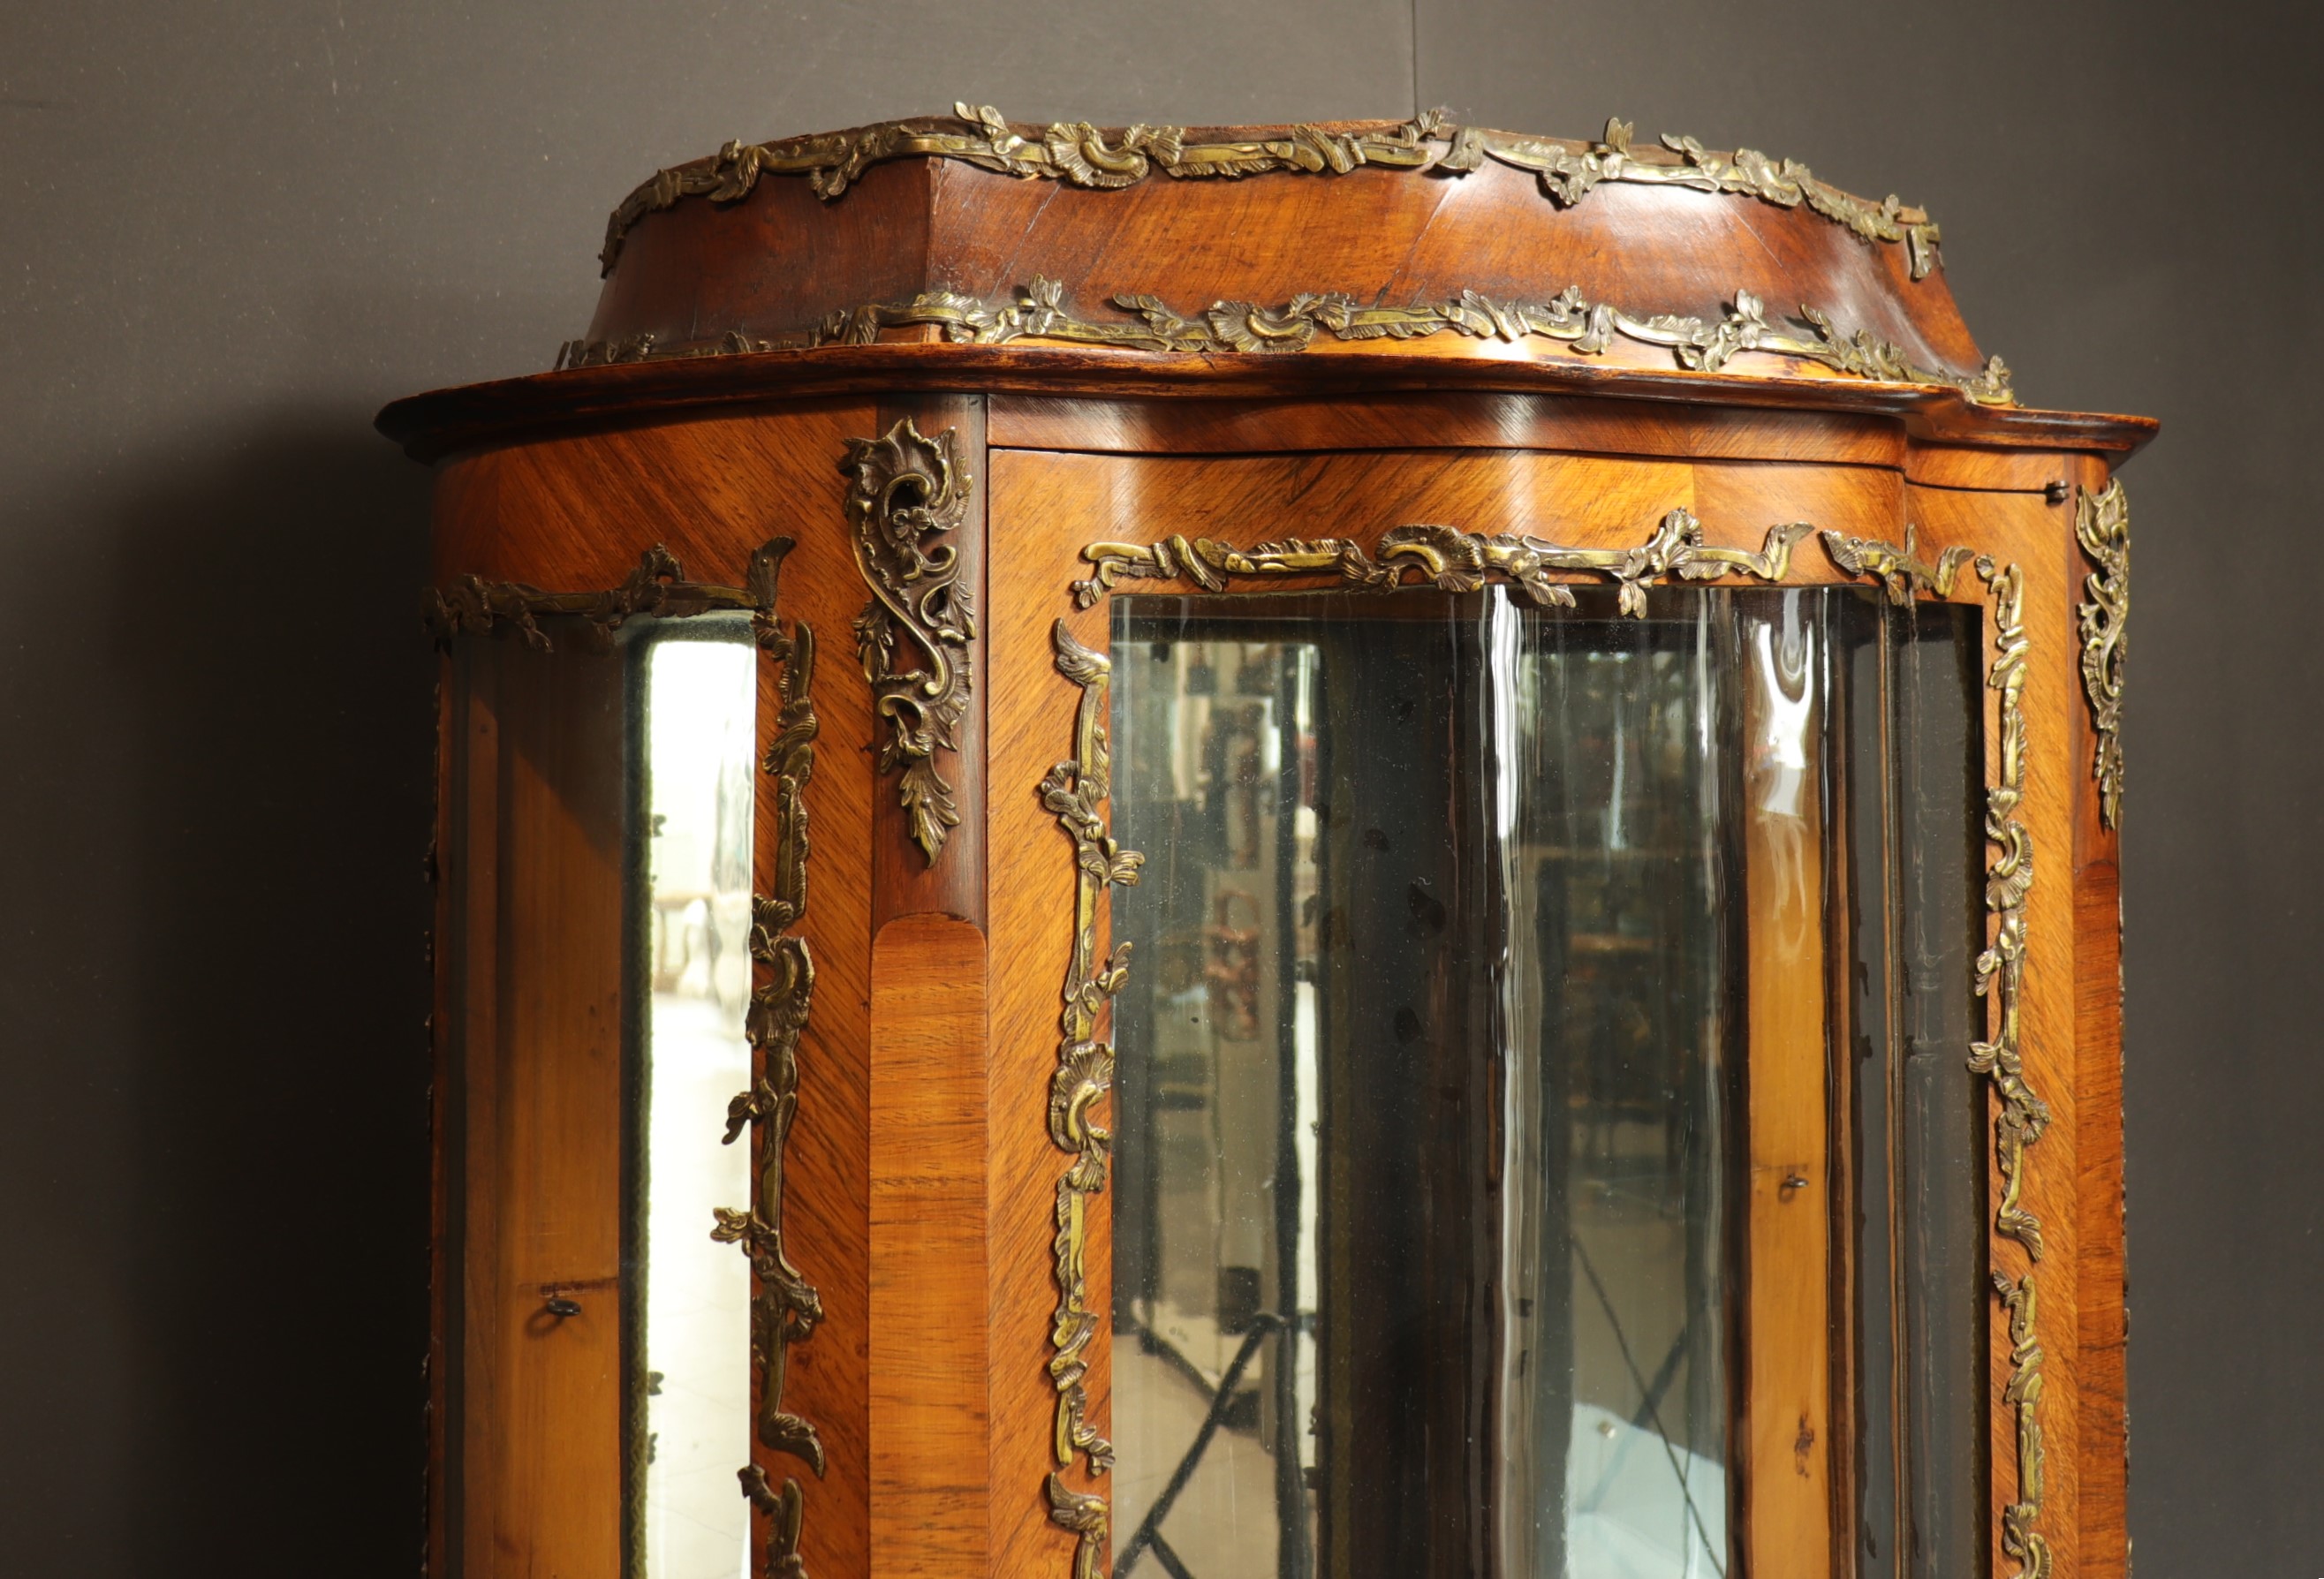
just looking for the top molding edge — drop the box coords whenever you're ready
[598,104,1943,281]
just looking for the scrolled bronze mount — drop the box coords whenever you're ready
[599,106,1942,280]
[556,277,2013,406]
[844,417,979,865]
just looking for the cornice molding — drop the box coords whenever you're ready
[557,277,2011,405]
[598,105,1941,280]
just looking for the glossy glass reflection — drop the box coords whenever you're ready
[1839,601,1987,1579]
[632,623,757,1579]
[1108,585,1987,1579]
[1109,591,1737,1579]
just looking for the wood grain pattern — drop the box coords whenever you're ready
[429,404,883,1579]
[981,443,1898,583]
[445,637,628,1579]
[1906,443,2076,494]
[599,143,1978,376]
[2066,457,2130,1579]
[869,915,995,1576]
[410,362,2141,1577]
[380,342,2160,466]
[585,155,936,356]
[759,439,880,1579]
[1740,604,1835,1579]
[988,391,1906,469]
[985,446,1104,1579]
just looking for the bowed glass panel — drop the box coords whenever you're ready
[1104,586,1985,1579]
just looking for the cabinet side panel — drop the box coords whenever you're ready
[446,637,628,1579]
[2067,456,2129,1579]
[744,410,881,1579]
[429,404,881,1577]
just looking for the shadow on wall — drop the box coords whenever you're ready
[114,412,435,1564]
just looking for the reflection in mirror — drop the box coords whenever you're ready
[631,618,757,1578]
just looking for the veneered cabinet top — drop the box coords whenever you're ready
[377,109,2159,461]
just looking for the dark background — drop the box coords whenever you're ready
[2,1,2313,1571]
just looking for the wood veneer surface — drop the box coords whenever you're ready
[594,135,1972,370]
[417,382,2136,1579]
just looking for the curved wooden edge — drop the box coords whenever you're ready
[375,343,2161,465]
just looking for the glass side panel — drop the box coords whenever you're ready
[435,611,758,1579]
[632,623,758,1579]
[1109,590,1739,1579]
[441,621,632,1577]
[1842,602,1987,1579]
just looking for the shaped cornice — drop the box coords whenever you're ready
[556,277,2011,404]
[598,105,1942,280]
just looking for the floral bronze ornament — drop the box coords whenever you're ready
[2075,479,2130,828]
[843,417,978,864]
[556,277,2013,406]
[1972,558,2051,1264]
[1074,508,1813,617]
[422,542,773,650]
[1047,1475,1112,1579]
[1040,620,1146,1579]
[597,106,1940,279]
[1992,1272,2051,1579]
[1447,116,1943,278]
[1818,531,2055,1577]
[709,537,828,1579]
[1819,522,1979,603]
[1975,555,2052,1578]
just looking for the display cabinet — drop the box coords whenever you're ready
[380,107,2151,1579]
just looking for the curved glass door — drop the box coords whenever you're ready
[1105,586,1984,1579]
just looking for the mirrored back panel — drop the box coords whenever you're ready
[1104,587,1983,1579]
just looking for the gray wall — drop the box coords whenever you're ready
[2,2,2312,1570]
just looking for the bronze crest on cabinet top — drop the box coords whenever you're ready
[599,105,1942,279]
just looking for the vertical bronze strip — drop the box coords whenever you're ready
[2073,480,2129,831]
[1974,558,2051,1579]
[717,539,829,1578]
[844,405,986,903]
[1041,620,1145,1579]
